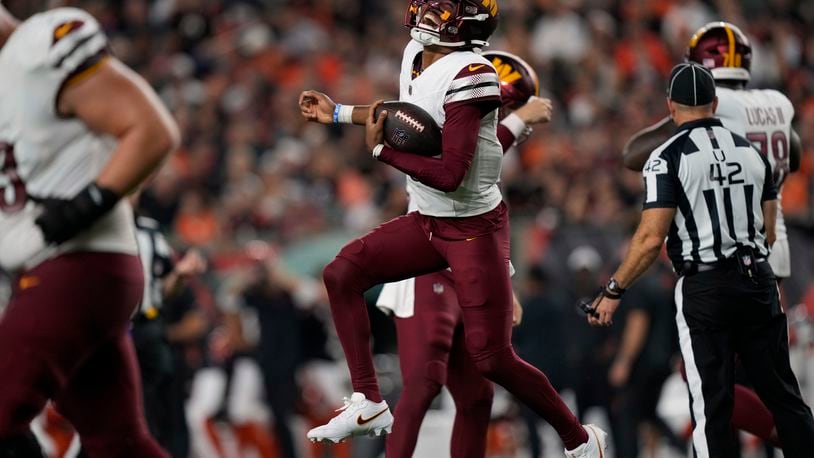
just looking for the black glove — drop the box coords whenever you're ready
[34,182,120,245]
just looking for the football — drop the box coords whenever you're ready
[373,101,442,157]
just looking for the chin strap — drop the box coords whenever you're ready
[410,27,488,49]
[410,27,440,46]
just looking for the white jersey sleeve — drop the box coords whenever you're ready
[8,8,109,116]
[0,8,137,272]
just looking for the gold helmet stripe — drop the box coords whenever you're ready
[723,22,736,67]
[688,28,703,49]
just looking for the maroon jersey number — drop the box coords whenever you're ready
[746,131,789,186]
[0,142,28,213]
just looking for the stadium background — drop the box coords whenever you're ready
[1,0,814,457]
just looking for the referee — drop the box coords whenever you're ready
[587,62,814,457]
[132,211,206,456]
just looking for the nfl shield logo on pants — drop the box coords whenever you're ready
[433,283,444,295]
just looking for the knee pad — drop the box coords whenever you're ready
[322,255,368,293]
[403,359,447,392]
[453,380,494,415]
[401,361,448,407]
[465,329,490,356]
[472,345,516,378]
[424,360,447,387]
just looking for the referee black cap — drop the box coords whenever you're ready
[667,62,716,106]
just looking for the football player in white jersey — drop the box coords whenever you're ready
[624,22,801,281]
[622,21,801,449]
[0,5,178,457]
[298,1,606,456]
[371,52,546,458]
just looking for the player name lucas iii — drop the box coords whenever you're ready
[745,105,786,126]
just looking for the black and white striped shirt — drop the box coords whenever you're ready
[135,216,174,317]
[642,118,777,268]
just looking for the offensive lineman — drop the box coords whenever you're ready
[0,5,178,457]
[622,21,801,447]
[298,1,606,456]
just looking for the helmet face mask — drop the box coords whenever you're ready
[405,0,499,50]
[686,21,752,82]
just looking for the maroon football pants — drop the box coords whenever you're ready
[323,206,588,449]
[386,271,492,458]
[0,252,167,458]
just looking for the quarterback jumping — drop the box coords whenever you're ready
[0,5,178,457]
[299,1,606,456]
[373,51,550,458]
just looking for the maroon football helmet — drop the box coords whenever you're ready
[405,0,499,49]
[686,21,752,82]
[482,51,539,118]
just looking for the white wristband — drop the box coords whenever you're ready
[338,104,355,124]
[500,113,528,139]
[372,143,385,158]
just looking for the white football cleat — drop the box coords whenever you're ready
[307,392,393,444]
[564,424,608,458]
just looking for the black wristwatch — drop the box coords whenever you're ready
[601,277,626,299]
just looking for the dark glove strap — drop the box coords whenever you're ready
[74,183,119,218]
[36,182,120,244]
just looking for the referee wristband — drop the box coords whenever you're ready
[333,104,355,124]
[372,143,385,158]
[602,277,626,299]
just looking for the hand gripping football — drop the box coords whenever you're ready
[374,101,442,156]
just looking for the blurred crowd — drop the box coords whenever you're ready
[4,0,814,457]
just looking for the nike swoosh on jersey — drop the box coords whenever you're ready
[357,408,389,425]
[468,64,485,71]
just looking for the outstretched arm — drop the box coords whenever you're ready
[622,117,674,171]
[299,90,370,126]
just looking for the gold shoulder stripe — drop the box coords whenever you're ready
[53,20,85,45]
[64,55,109,87]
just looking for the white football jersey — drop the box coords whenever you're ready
[399,39,503,217]
[0,8,137,272]
[716,87,794,242]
